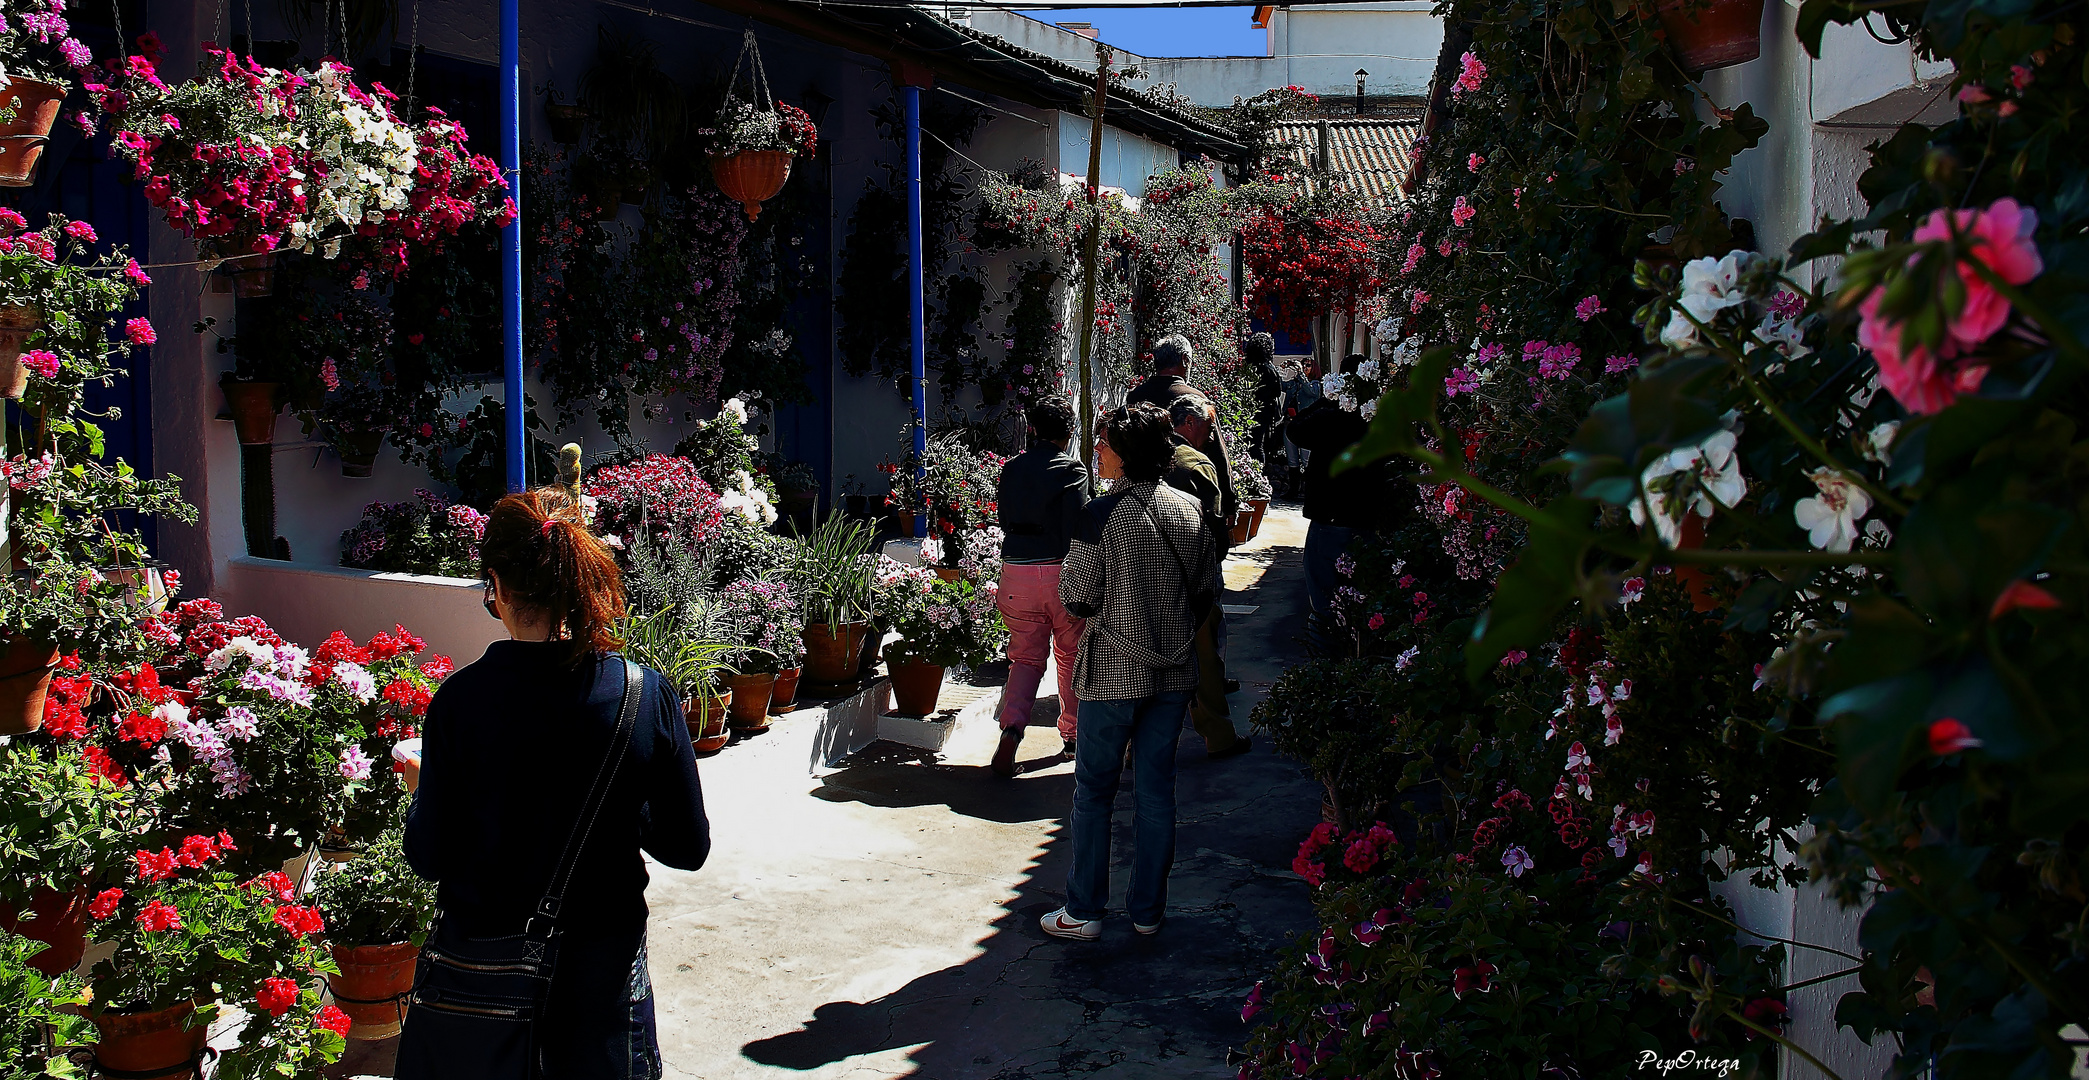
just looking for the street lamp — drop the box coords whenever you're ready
[1354,69,1368,115]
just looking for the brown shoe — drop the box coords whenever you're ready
[991,729,1024,778]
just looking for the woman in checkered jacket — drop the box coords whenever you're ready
[1040,402,1218,942]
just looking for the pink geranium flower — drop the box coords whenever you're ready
[1860,198,2042,414]
[21,350,58,378]
[124,317,157,345]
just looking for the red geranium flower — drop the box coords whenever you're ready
[134,847,179,882]
[88,888,124,919]
[134,900,182,932]
[256,976,300,1016]
[314,1004,352,1035]
[271,904,325,937]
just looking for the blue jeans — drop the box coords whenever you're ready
[1303,522,1355,626]
[1066,690,1194,924]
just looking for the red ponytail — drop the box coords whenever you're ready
[481,488,625,664]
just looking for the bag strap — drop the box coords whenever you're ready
[1134,486,1204,607]
[531,657,642,932]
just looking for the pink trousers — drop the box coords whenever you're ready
[996,561,1084,740]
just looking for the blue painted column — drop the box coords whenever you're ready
[500,0,525,492]
[902,81,927,538]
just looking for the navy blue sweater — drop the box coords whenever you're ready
[403,642,710,936]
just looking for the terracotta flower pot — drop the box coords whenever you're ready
[230,251,277,298]
[933,566,963,583]
[1672,512,1722,612]
[685,693,731,753]
[724,672,777,730]
[0,303,42,398]
[1249,497,1270,529]
[769,668,802,713]
[1229,511,1254,546]
[895,510,917,536]
[220,380,282,446]
[1654,0,1766,73]
[803,622,869,684]
[0,882,89,977]
[336,428,386,478]
[544,102,589,144]
[710,150,793,221]
[327,942,419,1039]
[887,655,945,717]
[0,636,59,737]
[0,76,67,187]
[93,1000,209,1080]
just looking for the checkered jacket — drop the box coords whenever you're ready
[1059,481,1218,701]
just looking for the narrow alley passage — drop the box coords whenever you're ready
[638,507,1321,1079]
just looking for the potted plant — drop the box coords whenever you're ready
[1234,452,1274,537]
[1651,0,1766,73]
[339,491,487,578]
[764,454,819,522]
[542,85,589,144]
[1,929,93,1076]
[784,514,876,685]
[700,94,817,221]
[86,832,350,1078]
[620,604,738,754]
[0,0,92,186]
[882,576,1006,717]
[716,578,800,730]
[585,453,730,558]
[0,214,145,400]
[0,744,146,977]
[85,45,513,276]
[309,825,437,1040]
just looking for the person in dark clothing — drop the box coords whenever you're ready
[1126,335,1237,521]
[1165,395,1247,759]
[992,395,1092,776]
[1286,354,1375,635]
[401,488,708,1080]
[1241,332,1285,464]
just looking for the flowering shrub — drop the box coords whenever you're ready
[672,395,779,519]
[586,453,727,554]
[702,99,817,158]
[714,578,802,673]
[883,575,1005,670]
[1238,191,1387,338]
[0,741,146,909]
[86,832,347,1074]
[0,0,91,87]
[917,433,1005,564]
[86,45,511,273]
[309,824,435,948]
[339,489,486,577]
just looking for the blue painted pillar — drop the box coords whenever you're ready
[902,81,927,538]
[500,0,525,492]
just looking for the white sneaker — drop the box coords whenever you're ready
[1133,918,1163,936]
[1040,907,1101,941]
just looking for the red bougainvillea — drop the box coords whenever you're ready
[1239,205,1388,337]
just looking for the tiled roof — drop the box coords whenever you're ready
[1269,116,1424,206]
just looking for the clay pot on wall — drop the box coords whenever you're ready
[0,636,60,736]
[886,653,944,717]
[220,378,282,446]
[686,692,731,753]
[0,77,67,187]
[803,622,868,684]
[0,303,42,397]
[1653,0,1766,73]
[0,881,90,977]
[769,668,802,713]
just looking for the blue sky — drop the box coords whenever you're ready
[1012,6,1266,57]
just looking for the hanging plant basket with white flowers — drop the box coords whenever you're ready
[81,44,513,276]
[699,30,817,222]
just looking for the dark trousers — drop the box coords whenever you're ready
[1066,689,1194,924]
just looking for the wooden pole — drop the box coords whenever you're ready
[1075,42,1112,495]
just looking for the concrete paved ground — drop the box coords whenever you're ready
[339,505,1321,1080]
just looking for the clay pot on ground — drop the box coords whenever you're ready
[685,693,731,753]
[1228,512,1253,546]
[724,672,777,730]
[220,378,282,446]
[803,622,869,684]
[0,636,59,736]
[1249,497,1270,532]
[710,150,792,221]
[933,566,963,583]
[336,428,387,478]
[0,881,90,977]
[894,510,917,537]
[886,653,945,717]
[1654,0,1766,73]
[0,76,67,187]
[327,942,419,1039]
[0,304,42,398]
[769,668,802,713]
[92,1000,210,1080]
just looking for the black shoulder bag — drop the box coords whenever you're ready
[394,657,643,1080]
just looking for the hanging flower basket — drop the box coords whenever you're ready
[544,102,589,144]
[220,377,282,446]
[0,303,43,398]
[1653,0,1765,73]
[0,76,65,188]
[335,428,387,477]
[709,150,793,221]
[699,31,818,222]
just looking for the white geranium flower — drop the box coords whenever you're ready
[1793,468,1872,552]
[1659,251,1755,348]
[206,637,278,673]
[1360,399,1379,421]
[1755,316,1810,362]
[723,398,750,425]
[333,661,378,703]
[1356,359,1381,382]
[1630,427,1746,547]
[1321,372,1347,399]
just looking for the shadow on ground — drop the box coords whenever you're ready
[738,517,1322,1079]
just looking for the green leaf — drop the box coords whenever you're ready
[1822,671,1932,815]
[1337,346,1455,473]
[1788,218,1855,265]
[1466,497,1595,681]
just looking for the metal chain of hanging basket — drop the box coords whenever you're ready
[716,27,775,122]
